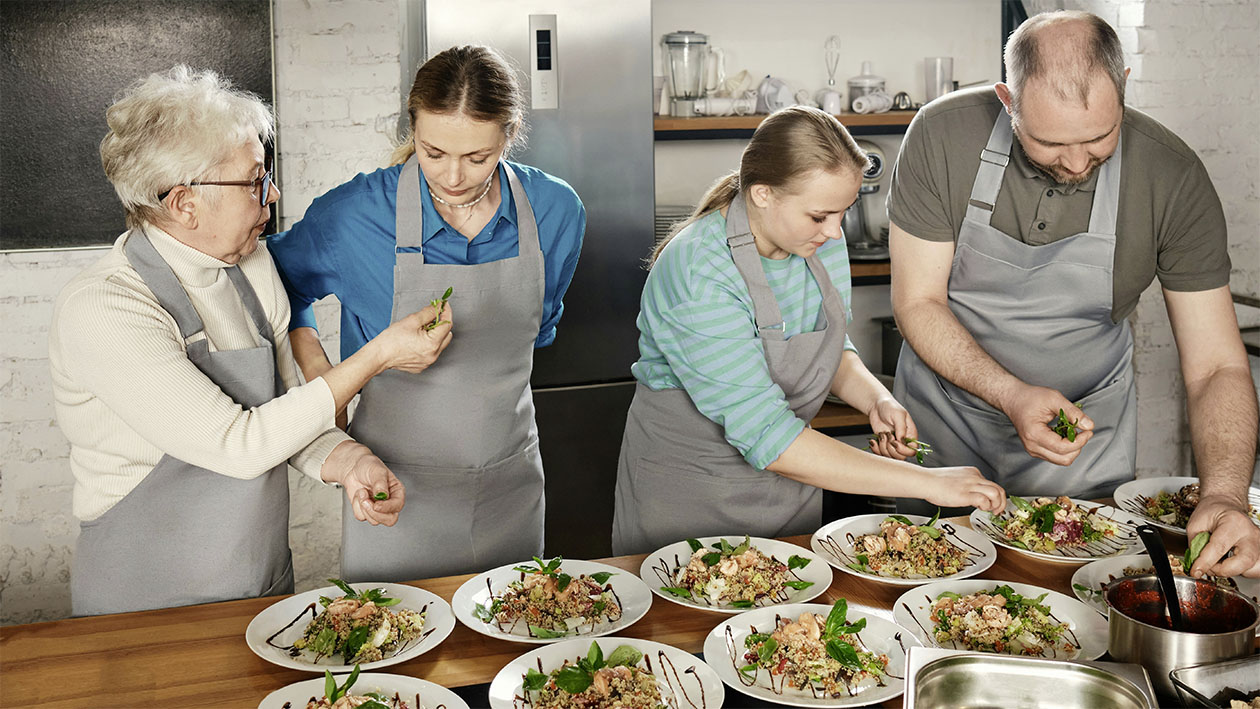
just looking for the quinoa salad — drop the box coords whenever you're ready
[661,537,813,607]
[291,580,427,665]
[306,666,414,709]
[739,599,889,698]
[930,585,1076,657]
[848,514,968,578]
[523,641,666,709]
[992,496,1119,553]
[475,557,621,639]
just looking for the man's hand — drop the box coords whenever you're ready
[921,466,1007,513]
[866,396,919,461]
[321,441,405,526]
[372,302,454,374]
[1186,494,1260,578]
[999,383,1094,465]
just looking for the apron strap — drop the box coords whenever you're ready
[123,229,210,360]
[804,252,844,331]
[965,110,1015,225]
[725,192,786,341]
[223,265,286,397]
[1086,133,1122,236]
[396,155,424,250]
[503,163,543,267]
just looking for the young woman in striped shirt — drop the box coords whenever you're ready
[612,107,1006,554]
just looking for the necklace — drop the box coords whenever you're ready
[428,171,495,210]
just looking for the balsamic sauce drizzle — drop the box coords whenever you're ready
[266,600,431,661]
[819,520,986,579]
[513,649,709,708]
[975,505,1138,559]
[649,544,812,609]
[909,593,1080,659]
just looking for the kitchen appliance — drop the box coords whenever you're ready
[924,56,954,103]
[1106,574,1259,699]
[1169,655,1260,708]
[661,30,709,118]
[846,60,884,112]
[904,647,1157,709]
[421,0,654,559]
[816,35,843,114]
[844,139,888,260]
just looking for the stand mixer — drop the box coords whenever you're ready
[843,140,889,260]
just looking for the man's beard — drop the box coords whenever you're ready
[1014,132,1109,186]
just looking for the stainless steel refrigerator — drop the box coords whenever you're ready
[416,0,654,557]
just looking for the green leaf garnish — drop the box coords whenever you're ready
[423,286,454,331]
[586,640,604,669]
[824,598,850,638]
[373,491,388,501]
[529,625,567,639]
[342,625,371,663]
[524,667,549,691]
[606,644,642,668]
[660,586,692,599]
[1184,531,1210,570]
[784,580,814,590]
[327,578,358,599]
[701,552,721,566]
[826,638,863,670]
[556,573,572,593]
[473,601,495,623]
[886,514,913,525]
[589,571,614,585]
[787,554,811,570]
[553,665,594,694]
[686,538,703,553]
[730,600,755,608]
[738,664,759,680]
[756,637,779,664]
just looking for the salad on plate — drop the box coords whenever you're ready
[845,513,969,578]
[306,666,412,709]
[658,536,813,608]
[928,584,1077,657]
[522,640,665,709]
[473,557,622,639]
[992,496,1119,553]
[286,580,427,665]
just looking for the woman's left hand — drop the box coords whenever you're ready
[866,396,919,461]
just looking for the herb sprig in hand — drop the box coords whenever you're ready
[1050,403,1085,441]
[423,286,453,331]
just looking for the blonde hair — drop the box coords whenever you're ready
[99,65,274,228]
[389,45,527,166]
[650,106,868,266]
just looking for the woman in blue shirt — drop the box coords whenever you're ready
[612,107,1005,554]
[268,45,585,581]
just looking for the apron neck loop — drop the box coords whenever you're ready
[396,156,424,251]
[965,110,1015,225]
[1086,133,1122,236]
[725,191,786,339]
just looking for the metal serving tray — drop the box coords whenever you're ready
[903,647,1157,709]
[1169,655,1260,708]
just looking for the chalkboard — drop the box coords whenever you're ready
[1,0,274,250]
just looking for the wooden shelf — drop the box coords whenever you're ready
[810,399,870,431]
[655,111,916,140]
[851,260,890,279]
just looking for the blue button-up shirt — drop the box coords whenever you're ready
[267,160,585,358]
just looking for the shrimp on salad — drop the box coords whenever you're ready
[290,580,426,665]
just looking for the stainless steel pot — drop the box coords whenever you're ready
[1105,574,1259,699]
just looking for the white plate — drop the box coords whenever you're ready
[258,672,468,709]
[1070,553,1260,618]
[1113,476,1260,534]
[640,536,831,614]
[969,498,1143,564]
[451,559,651,644]
[245,582,455,673]
[893,579,1109,660]
[703,602,921,707]
[487,636,724,709]
[811,514,997,586]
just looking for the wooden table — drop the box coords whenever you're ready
[0,519,1139,707]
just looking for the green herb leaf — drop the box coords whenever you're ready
[732,535,751,555]
[586,640,605,670]
[592,600,606,614]
[523,667,549,691]
[324,670,337,701]
[473,601,495,623]
[589,571,614,585]
[356,702,389,709]
[826,639,863,670]
[919,525,942,539]
[756,637,779,664]
[686,538,703,553]
[553,665,594,694]
[660,586,692,599]
[832,617,868,635]
[738,664,759,680]
[936,591,962,600]
[846,562,869,573]
[375,596,401,607]
[730,600,755,608]
[744,632,771,646]
[342,625,371,663]
[1184,531,1211,570]
[529,625,567,639]
[886,514,913,525]
[556,573,572,593]
[372,491,388,501]
[318,595,333,608]
[1010,496,1035,513]
[718,538,735,555]
[823,599,852,639]
[701,552,722,566]
[310,627,338,656]
[925,509,941,527]
[787,554,811,570]
[606,645,643,668]
[327,578,358,599]
[784,580,814,590]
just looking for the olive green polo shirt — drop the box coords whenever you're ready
[887,87,1230,323]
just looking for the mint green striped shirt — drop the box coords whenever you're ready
[631,209,857,470]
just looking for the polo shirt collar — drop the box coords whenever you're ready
[418,163,516,245]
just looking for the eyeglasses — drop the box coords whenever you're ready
[158,169,275,206]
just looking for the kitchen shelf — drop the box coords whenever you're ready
[655,110,916,140]
[851,259,890,286]
[811,400,871,434]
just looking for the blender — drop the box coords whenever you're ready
[662,31,709,118]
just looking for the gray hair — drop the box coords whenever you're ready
[1004,10,1126,115]
[99,65,274,228]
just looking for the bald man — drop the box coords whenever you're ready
[887,11,1259,577]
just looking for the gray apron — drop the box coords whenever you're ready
[72,229,293,616]
[342,158,546,581]
[894,110,1137,515]
[611,193,850,555]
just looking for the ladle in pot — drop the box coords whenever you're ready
[1136,523,1184,630]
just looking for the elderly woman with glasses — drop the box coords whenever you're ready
[48,66,454,616]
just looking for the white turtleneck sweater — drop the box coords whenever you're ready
[49,226,350,521]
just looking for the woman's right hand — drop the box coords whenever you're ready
[921,466,1006,513]
[373,302,454,374]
